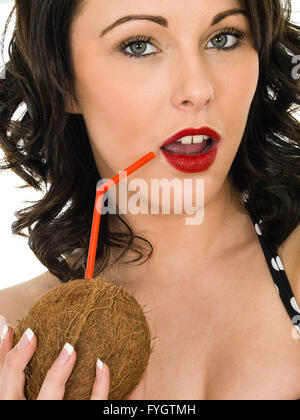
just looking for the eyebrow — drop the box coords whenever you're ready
[99,8,248,37]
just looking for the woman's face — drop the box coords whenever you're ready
[69,0,259,214]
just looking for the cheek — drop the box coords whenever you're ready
[74,46,156,115]
[209,50,259,178]
[72,53,161,173]
[218,50,259,138]
[221,50,259,116]
[74,53,157,137]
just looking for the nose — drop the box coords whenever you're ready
[171,50,214,112]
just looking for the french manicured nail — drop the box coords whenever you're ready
[57,343,74,366]
[1,324,9,341]
[17,328,34,350]
[96,358,103,379]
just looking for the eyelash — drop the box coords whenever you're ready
[117,26,246,59]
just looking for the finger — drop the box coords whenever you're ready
[37,343,76,400]
[127,366,149,400]
[0,324,14,372]
[90,359,110,400]
[0,328,37,400]
[0,317,6,337]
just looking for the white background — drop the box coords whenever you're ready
[0,1,299,290]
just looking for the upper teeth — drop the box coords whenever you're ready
[176,135,210,144]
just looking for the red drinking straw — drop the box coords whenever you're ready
[85,151,156,279]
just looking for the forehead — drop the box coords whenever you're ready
[74,0,244,27]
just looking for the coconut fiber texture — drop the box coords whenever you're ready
[12,277,154,400]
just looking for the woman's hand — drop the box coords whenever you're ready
[0,324,148,400]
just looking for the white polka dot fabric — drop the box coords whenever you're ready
[243,190,300,331]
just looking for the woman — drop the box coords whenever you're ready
[0,0,299,400]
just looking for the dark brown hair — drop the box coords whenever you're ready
[0,0,299,283]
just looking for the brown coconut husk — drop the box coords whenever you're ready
[12,276,155,400]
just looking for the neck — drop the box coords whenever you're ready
[104,178,250,294]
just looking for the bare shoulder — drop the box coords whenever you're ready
[0,251,81,334]
[0,270,60,332]
[279,222,300,298]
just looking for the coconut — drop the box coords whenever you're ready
[12,276,154,400]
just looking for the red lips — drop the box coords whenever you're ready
[161,127,221,148]
[160,126,222,173]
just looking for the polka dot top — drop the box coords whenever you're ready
[242,192,300,334]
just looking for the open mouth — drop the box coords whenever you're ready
[161,137,216,155]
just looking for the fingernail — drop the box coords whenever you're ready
[17,328,34,350]
[96,358,103,379]
[56,343,74,366]
[1,324,9,341]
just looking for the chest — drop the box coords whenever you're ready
[135,249,300,400]
[143,310,300,400]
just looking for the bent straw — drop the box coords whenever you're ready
[85,151,156,279]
